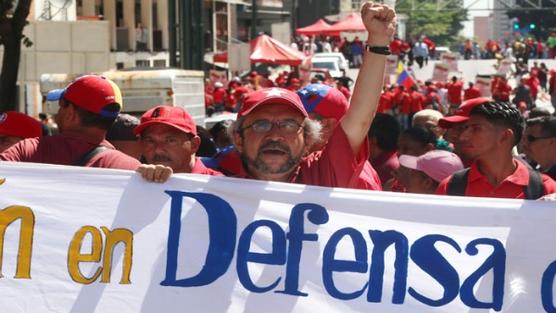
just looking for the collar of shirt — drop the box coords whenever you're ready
[467,159,529,186]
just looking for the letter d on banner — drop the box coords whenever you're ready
[161,191,237,287]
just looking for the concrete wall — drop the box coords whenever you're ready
[0,20,110,115]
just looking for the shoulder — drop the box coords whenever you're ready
[88,149,141,170]
[541,174,556,195]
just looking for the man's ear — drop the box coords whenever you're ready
[190,136,201,154]
[233,132,244,153]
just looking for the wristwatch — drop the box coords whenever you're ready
[365,45,391,55]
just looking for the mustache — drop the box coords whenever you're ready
[258,140,291,154]
[152,154,172,163]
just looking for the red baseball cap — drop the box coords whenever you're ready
[0,111,42,139]
[134,105,197,136]
[297,84,349,121]
[238,88,308,118]
[46,75,122,118]
[438,97,492,128]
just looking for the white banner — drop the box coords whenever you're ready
[1,162,556,313]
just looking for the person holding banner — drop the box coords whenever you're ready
[436,97,556,199]
[230,1,395,187]
[0,75,171,183]
[134,105,223,176]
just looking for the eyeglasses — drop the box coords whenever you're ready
[241,119,303,134]
[526,135,554,143]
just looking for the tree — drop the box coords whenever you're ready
[0,0,32,112]
[396,0,467,47]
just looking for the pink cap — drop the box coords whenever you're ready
[297,84,349,121]
[134,105,197,136]
[0,111,42,138]
[399,150,464,182]
[438,97,492,128]
[239,87,308,118]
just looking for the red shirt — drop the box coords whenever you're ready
[213,87,227,104]
[436,160,556,199]
[390,39,402,55]
[378,91,393,113]
[492,81,512,101]
[370,150,399,186]
[191,158,224,176]
[0,131,140,170]
[463,87,481,100]
[394,90,411,114]
[447,81,463,105]
[238,127,374,189]
[338,85,351,100]
[409,90,424,113]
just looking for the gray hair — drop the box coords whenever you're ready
[229,116,322,144]
[412,109,444,126]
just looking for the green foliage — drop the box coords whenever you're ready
[395,0,467,46]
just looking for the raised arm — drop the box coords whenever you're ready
[340,2,396,153]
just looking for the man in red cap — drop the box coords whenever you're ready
[0,111,42,153]
[229,2,396,187]
[134,105,222,176]
[0,75,170,182]
[436,97,556,199]
[297,83,382,190]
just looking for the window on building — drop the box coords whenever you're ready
[153,59,167,68]
[351,0,362,11]
[136,60,151,68]
[116,62,125,70]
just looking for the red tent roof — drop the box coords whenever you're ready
[212,34,305,66]
[296,19,337,36]
[327,13,366,33]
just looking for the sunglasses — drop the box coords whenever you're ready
[526,135,554,142]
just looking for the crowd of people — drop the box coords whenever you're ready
[1,2,555,201]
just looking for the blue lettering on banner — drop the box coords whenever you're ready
[542,261,556,313]
[160,190,514,310]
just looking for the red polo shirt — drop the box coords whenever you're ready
[238,127,375,189]
[447,81,463,105]
[191,158,224,176]
[436,160,556,199]
[0,131,140,170]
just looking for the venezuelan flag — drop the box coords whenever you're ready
[396,68,415,89]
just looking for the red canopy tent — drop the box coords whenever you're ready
[296,19,338,36]
[213,34,305,66]
[326,12,366,33]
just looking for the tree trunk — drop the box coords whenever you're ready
[0,0,32,113]
[0,31,21,112]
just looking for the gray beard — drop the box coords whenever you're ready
[240,141,302,176]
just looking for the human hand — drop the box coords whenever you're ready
[360,1,396,46]
[136,164,173,183]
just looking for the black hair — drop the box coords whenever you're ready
[196,125,218,157]
[369,113,400,151]
[65,99,120,130]
[106,113,139,141]
[528,107,552,119]
[401,126,437,147]
[526,116,556,137]
[470,101,524,145]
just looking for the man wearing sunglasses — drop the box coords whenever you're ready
[134,105,222,176]
[521,116,556,180]
[435,97,556,199]
[230,2,396,187]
